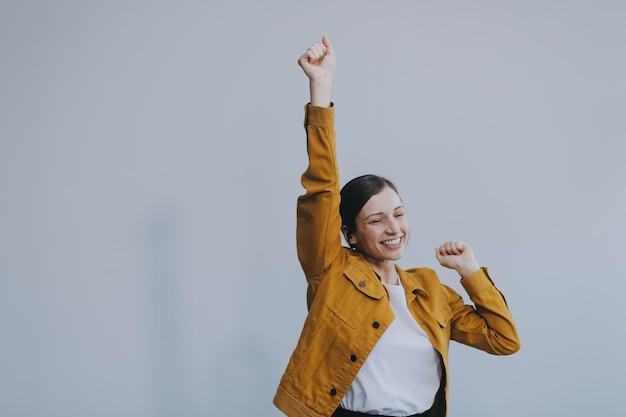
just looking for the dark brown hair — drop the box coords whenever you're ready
[340,174,399,246]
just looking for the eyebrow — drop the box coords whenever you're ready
[364,205,405,219]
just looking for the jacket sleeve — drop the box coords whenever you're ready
[296,104,344,291]
[445,267,521,355]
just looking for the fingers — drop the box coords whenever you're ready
[306,40,328,63]
[435,241,479,277]
[436,240,465,256]
[300,36,333,65]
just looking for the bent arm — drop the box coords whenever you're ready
[446,268,521,355]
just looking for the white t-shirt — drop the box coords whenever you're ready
[340,277,442,416]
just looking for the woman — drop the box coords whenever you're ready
[273,36,520,417]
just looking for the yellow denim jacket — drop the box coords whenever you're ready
[273,105,521,417]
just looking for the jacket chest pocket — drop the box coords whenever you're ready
[325,283,380,329]
[435,305,452,328]
[410,296,452,333]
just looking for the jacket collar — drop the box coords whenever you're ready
[397,267,429,299]
[344,251,429,299]
[343,254,385,299]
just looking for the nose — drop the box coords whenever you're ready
[386,218,401,234]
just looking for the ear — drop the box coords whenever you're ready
[341,225,357,246]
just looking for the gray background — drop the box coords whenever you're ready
[1,1,625,416]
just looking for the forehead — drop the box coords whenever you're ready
[360,187,403,215]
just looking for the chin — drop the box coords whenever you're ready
[387,248,405,260]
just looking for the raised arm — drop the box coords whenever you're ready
[295,38,343,291]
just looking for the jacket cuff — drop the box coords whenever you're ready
[304,103,335,127]
[460,267,496,297]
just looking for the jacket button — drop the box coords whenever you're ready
[330,388,337,396]
[359,281,366,288]
[372,321,380,329]
[350,354,357,362]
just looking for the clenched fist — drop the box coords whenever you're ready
[435,241,480,279]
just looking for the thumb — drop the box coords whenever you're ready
[322,36,333,53]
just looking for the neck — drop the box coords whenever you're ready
[371,263,399,285]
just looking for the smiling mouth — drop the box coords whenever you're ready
[382,237,402,246]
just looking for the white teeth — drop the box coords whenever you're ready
[382,237,401,245]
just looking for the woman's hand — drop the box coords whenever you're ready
[298,36,335,107]
[435,241,480,279]
[298,36,335,81]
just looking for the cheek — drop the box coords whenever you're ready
[362,228,381,245]
[402,221,410,237]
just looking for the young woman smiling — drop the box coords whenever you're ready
[273,36,521,417]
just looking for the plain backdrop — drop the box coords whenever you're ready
[1,1,625,416]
